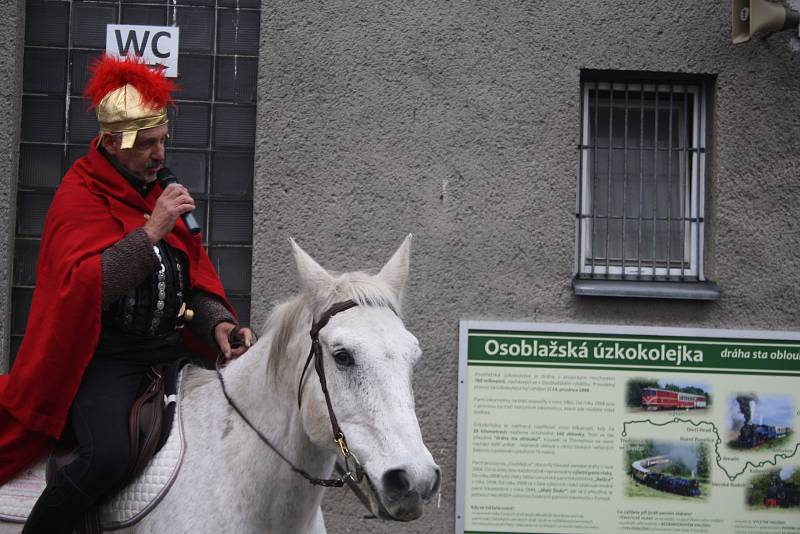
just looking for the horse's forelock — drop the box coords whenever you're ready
[323,271,401,316]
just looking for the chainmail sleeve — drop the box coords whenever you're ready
[186,290,237,349]
[101,228,159,309]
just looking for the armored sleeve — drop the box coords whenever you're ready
[187,290,237,349]
[101,228,159,309]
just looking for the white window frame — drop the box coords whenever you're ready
[576,80,707,280]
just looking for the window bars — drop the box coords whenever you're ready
[576,76,710,287]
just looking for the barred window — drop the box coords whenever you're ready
[574,72,719,300]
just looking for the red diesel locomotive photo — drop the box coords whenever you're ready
[641,388,707,410]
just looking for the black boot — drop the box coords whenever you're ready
[22,476,94,534]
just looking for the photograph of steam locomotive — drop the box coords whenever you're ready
[625,440,710,500]
[625,378,711,412]
[728,394,794,450]
[747,467,800,509]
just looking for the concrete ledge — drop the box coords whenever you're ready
[573,278,721,300]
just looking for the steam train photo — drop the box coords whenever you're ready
[735,424,790,449]
[764,476,800,508]
[641,388,707,410]
[630,456,701,497]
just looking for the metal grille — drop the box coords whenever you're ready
[11,0,260,361]
[576,75,708,282]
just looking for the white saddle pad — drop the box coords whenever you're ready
[0,368,186,528]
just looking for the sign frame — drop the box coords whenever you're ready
[456,319,800,534]
[105,24,180,78]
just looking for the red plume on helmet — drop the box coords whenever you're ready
[84,55,178,110]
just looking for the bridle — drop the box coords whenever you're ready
[296,299,362,482]
[215,299,366,490]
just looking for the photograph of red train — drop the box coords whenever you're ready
[625,378,710,412]
[641,388,707,411]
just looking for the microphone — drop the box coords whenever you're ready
[157,167,201,234]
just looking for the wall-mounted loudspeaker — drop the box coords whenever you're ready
[732,0,800,44]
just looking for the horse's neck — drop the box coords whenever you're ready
[222,339,299,440]
[186,333,334,531]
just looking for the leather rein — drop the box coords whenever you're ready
[215,299,366,490]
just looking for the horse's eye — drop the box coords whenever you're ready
[332,348,354,367]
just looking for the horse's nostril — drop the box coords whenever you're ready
[430,466,442,496]
[382,468,412,498]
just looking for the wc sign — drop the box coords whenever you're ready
[106,25,179,77]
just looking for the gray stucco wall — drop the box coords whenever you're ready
[255,2,800,533]
[0,1,23,374]
[0,0,796,531]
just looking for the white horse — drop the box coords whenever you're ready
[1,236,440,533]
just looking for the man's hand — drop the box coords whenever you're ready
[215,321,256,361]
[143,183,196,244]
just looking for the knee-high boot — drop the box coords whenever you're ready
[22,474,94,534]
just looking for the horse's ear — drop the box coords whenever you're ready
[377,234,411,298]
[290,238,334,291]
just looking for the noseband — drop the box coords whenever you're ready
[215,299,364,488]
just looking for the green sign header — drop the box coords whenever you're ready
[468,330,800,375]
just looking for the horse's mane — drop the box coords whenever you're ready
[182,270,402,395]
[264,270,401,373]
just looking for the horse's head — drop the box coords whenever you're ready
[290,235,441,521]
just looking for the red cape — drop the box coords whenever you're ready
[0,140,232,485]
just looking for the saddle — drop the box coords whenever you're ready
[50,365,173,479]
[0,365,189,529]
[46,361,184,533]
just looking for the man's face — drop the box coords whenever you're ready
[104,124,169,183]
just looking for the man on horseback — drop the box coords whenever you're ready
[0,56,254,533]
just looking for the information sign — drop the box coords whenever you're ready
[456,321,800,534]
